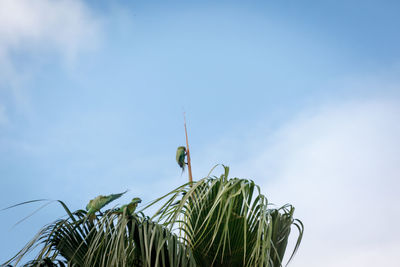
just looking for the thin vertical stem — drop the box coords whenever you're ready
[184,113,193,185]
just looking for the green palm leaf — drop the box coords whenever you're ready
[5,200,196,266]
[146,165,304,267]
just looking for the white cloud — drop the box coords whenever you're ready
[195,98,400,266]
[0,0,101,121]
[235,99,400,266]
[0,0,100,60]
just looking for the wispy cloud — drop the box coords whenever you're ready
[194,96,400,266]
[0,0,101,61]
[233,99,400,266]
[0,0,102,123]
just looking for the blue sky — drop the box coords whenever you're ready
[1,0,400,266]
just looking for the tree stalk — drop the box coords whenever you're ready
[184,113,193,185]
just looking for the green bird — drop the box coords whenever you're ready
[116,197,142,215]
[86,191,127,219]
[176,146,187,172]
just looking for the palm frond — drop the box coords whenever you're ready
[4,201,196,267]
[147,165,304,267]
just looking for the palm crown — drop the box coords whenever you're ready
[4,165,303,267]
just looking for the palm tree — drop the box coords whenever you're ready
[4,166,303,266]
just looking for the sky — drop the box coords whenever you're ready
[1,0,400,266]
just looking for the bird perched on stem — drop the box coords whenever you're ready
[115,197,142,215]
[176,146,187,173]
